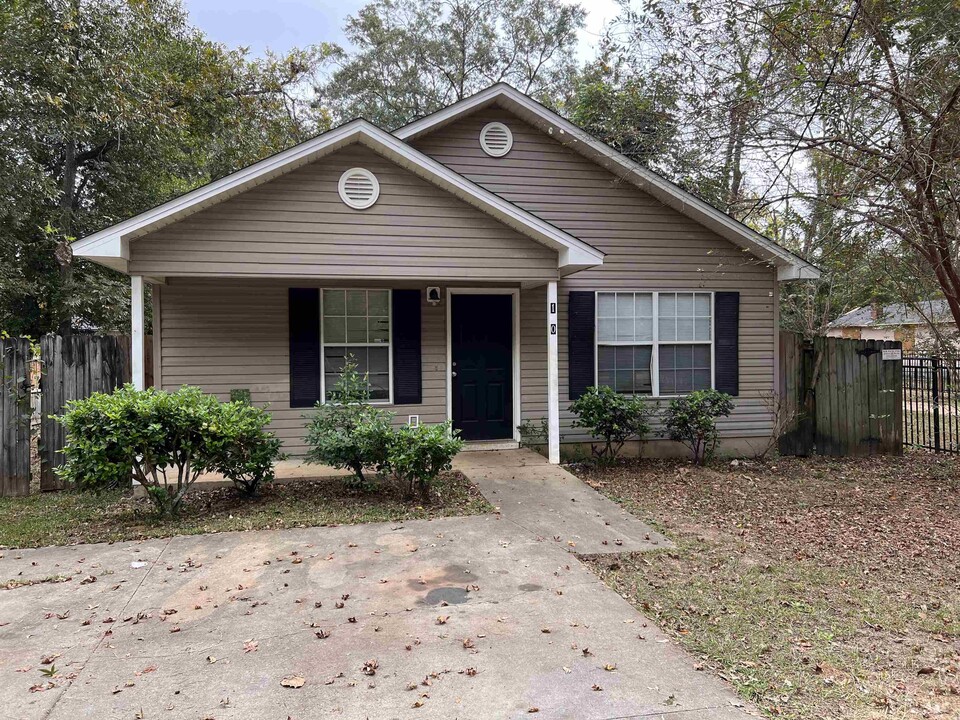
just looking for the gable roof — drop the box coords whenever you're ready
[72,119,604,274]
[395,83,820,282]
[829,300,952,328]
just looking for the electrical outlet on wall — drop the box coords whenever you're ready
[408,415,420,428]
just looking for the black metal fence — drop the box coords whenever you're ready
[903,356,960,452]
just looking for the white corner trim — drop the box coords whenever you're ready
[131,275,145,391]
[546,281,560,464]
[395,83,820,282]
[71,118,602,273]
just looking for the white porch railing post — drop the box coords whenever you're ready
[131,275,145,391]
[547,280,560,464]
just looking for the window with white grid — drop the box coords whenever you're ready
[322,289,391,402]
[596,291,713,396]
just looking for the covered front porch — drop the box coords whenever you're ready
[128,276,563,463]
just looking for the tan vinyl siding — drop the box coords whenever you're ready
[416,109,777,441]
[129,144,557,283]
[159,278,451,455]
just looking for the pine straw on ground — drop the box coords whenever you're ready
[0,472,491,549]
[575,452,960,720]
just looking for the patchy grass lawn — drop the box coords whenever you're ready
[574,452,960,720]
[0,472,491,549]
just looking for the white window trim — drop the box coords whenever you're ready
[320,288,394,405]
[594,290,716,398]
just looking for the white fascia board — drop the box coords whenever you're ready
[72,116,601,273]
[396,84,820,282]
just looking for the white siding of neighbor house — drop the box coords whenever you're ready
[415,108,778,444]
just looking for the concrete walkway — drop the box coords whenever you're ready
[455,449,670,554]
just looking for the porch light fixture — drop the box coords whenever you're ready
[426,286,441,305]
[480,122,513,157]
[338,168,380,209]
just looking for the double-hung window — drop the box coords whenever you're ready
[596,291,713,396]
[321,289,391,402]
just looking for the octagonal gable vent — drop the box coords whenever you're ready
[338,168,380,209]
[480,122,513,157]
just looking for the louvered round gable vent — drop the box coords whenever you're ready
[338,168,380,209]
[480,122,513,157]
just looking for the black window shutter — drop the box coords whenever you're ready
[714,291,740,396]
[568,291,596,401]
[392,289,422,404]
[288,288,321,408]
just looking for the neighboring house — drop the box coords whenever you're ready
[827,300,955,353]
[71,84,818,462]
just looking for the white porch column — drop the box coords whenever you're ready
[131,275,145,390]
[546,280,560,464]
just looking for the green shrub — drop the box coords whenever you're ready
[57,385,224,516]
[664,389,735,464]
[303,360,393,488]
[206,401,285,497]
[383,421,464,501]
[568,385,651,462]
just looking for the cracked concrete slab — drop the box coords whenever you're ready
[1,514,751,720]
[455,449,670,554]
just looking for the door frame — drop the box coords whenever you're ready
[446,287,521,442]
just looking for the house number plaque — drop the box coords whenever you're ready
[550,323,557,335]
[550,302,556,314]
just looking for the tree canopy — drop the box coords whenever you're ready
[319,0,586,128]
[2,0,959,346]
[0,0,332,336]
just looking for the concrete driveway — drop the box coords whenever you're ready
[1,453,754,720]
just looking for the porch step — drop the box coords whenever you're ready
[461,440,521,452]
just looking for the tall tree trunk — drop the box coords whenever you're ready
[55,139,77,338]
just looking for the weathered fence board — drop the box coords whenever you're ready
[779,333,902,456]
[0,338,32,496]
[39,335,131,491]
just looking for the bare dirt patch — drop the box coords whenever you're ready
[575,452,960,720]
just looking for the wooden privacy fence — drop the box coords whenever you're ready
[0,338,33,496]
[779,333,903,456]
[39,335,133,490]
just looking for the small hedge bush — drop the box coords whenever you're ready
[382,421,464,501]
[304,361,393,488]
[206,400,285,496]
[569,385,651,462]
[664,389,734,464]
[57,385,284,516]
[304,361,464,499]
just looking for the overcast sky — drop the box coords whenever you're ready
[181,0,618,62]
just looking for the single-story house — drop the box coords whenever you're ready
[827,300,955,353]
[71,83,818,462]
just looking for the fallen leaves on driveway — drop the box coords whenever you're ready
[280,675,305,689]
